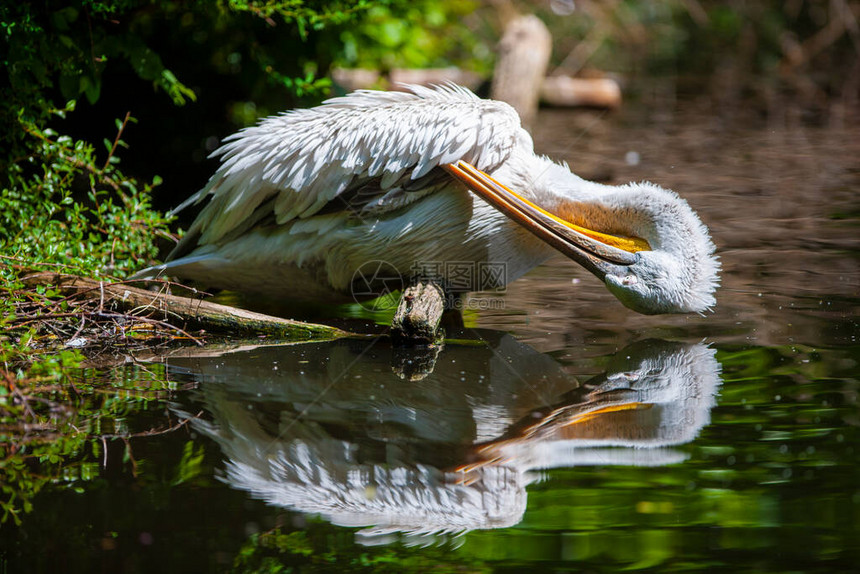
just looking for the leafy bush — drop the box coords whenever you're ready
[1,108,175,280]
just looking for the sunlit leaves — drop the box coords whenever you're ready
[225,0,382,36]
[337,1,487,72]
[0,114,175,280]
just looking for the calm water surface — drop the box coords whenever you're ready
[3,101,859,572]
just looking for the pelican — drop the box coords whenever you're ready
[135,84,719,314]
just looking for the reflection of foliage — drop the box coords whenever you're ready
[0,347,85,525]
[172,440,207,486]
[0,359,190,525]
[234,526,491,573]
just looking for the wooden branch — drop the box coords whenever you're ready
[332,67,484,92]
[390,281,445,345]
[541,75,622,109]
[21,272,351,341]
[389,68,483,91]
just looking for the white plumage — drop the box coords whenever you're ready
[135,84,719,314]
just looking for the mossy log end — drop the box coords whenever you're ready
[390,281,446,345]
[22,273,351,341]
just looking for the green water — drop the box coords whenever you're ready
[1,103,858,572]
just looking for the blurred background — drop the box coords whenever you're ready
[3,0,858,219]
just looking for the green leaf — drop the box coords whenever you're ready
[80,76,101,105]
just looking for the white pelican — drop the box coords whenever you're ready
[135,84,719,314]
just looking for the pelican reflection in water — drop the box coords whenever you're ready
[168,338,721,544]
[134,85,719,314]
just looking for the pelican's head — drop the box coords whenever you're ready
[576,181,721,315]
[604,248,719,315]
[446,162,720,315]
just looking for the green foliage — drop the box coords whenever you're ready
[226,0,380,37]
[1,2,194,161]
[337,1,489,73]
[0,0,479,276]
[0,359,183,525]
[1,109,175,280]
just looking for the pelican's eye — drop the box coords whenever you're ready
[622,274,638,286]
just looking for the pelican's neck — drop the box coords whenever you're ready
[515,159,701,257]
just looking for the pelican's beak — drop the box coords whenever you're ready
[443,161,649,280]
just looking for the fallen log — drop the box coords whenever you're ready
[331,67,484,92]
[331,68,381,91]
[21,272,351,341]
[389,68,483,91]
[541,75,622,109]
